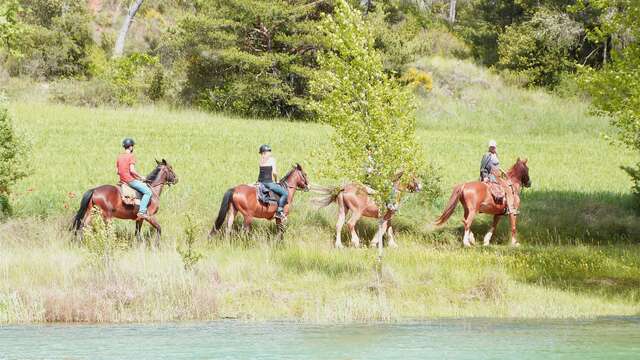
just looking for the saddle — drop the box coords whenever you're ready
[255,183,281,205]
[487,181,505,204]
[119,182,142,206]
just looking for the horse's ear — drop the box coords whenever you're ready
[162,158,167,165]
[155,159,161,165]
[516,157,521,163]
[296,163,302,170]
[523,158,528,165]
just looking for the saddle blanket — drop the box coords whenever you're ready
[120,183,142,206]
[255,183,280,205]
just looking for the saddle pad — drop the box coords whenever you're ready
[255,183,279,205]
[120,183,141,206]
[486,182,505,203]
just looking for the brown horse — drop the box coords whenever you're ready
[209,164,309,237]
[71,159,178,247]
[434,158,531,247]
[312,178,421,248]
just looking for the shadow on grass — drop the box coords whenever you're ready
[428,190,640,245]
[504,246,640,301]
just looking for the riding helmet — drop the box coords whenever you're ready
[259,144,272,154]
[122,138,135,148]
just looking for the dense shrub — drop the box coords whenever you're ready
[7,1,94,79]
[496,9,582,88]
[401,67,433,94]
[51,53,164,107]
[0,101,30,215]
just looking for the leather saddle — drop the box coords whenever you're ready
[486,181,505,204]
[254,183,280,205]
[119,182,142,206]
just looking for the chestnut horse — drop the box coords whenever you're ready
[71,159,178,247]
[209,164,309,237]
[434,158,531,247]
[312,178,421,248]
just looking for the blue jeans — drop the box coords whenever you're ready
[263,182,288,210]
[128,180,152,214]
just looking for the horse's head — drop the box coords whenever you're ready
[513,158,531,188]
[282,163,309,191]
[153,158,179,185]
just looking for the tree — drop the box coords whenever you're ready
[309,0,425,207]
[580,0,640,204]
[0,101,30,215]
[0,0,23,57]
[114,0,145,58]
[170,0,325,118]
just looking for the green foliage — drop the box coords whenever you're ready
[51,53,164,107]
[401,67,433,93]
[82,208,127,267]
[0,0,24,57]
[0,100,29,212]
[177,214,203,271]
[580,1,640,204]
[7,0,94,78]
[310,0,425,207]
[169,0,323,118]
[497,9,582,87]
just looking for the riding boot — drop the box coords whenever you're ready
[275,207,286,220]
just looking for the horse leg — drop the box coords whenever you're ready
[509,214,520,247]
[243,216,253,233]
[145,216,162,249]
[386,225,397,248]
[335,201,347,249]
[484,215,501,246]
[225,206,237,237]
[135,219,143,244]
[346,211,362,248]
[462,209,477,247]
[275,218,285,243]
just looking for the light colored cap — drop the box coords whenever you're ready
[488,140,497,148]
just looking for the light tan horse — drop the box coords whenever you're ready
[312,179,421,248]
[434,159,531,247]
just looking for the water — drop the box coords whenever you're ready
[1,318,639,359]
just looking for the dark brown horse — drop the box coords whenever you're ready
[209,164,309,237]
[434,158,531,247]
[312,177,421,248]
[72,159,178,247]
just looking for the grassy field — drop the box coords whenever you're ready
[1,58,639,323]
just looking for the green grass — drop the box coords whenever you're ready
[1,57,639,323]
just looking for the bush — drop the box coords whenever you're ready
[8,3,94,79]
[497,9,582,88]
[0,101,30,215]
[401,67,433,94]
[50,54,165,107]
[407,28,471,60]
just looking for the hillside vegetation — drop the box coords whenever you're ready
[1,58,638,323]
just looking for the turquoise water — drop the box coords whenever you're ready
[1,318,639,359]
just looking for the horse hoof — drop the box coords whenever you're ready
[335,243,344,249]
[388,242,398,249]
[351,243,361,248]
[511,242,521,247]
[463,242,471,248]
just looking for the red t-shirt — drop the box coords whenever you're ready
[116,153,136,183]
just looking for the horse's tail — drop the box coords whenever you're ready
[434,184,463,226]
[71,188,94,231]
[310,185,343,209]
[213,188,235,232]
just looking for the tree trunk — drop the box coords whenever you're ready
[113,0,145,58]
[448,0,457,25]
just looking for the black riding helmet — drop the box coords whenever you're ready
[259,144,272,154]
[122,138,135,148]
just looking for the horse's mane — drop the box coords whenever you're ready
[507,160,527,179]
[279,167,296,185]
[146,165,162,182]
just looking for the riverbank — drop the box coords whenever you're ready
[1,217,639,323]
